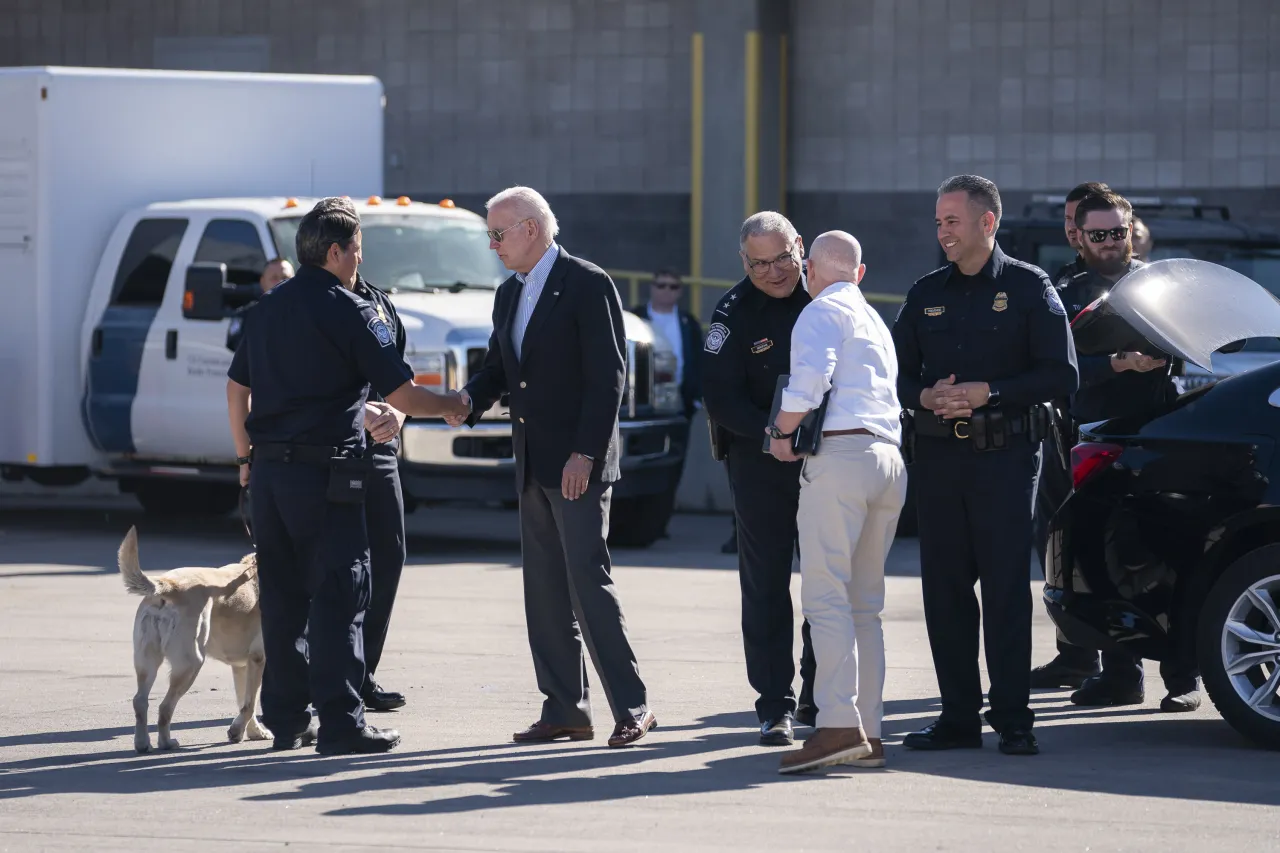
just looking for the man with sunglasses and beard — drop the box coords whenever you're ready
[1051,190,1202,712]
[701,211,818,746]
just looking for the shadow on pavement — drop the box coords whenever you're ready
[3,708,1278,810]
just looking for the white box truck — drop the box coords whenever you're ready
[0,67,688,546]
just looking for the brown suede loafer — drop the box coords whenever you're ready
[512,721,594,743]
[778,727,872,774]
[608,711,658,748]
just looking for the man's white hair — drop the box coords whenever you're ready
[809,231,863,281]
[739,211,798,251]
[485,186,560,239]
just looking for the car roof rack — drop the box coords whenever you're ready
[1022,193,1231,221]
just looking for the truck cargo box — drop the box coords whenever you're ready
[0,66,383,475]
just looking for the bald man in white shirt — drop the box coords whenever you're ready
[768,231,907,774]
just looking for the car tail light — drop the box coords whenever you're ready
[1071,442,1123,489]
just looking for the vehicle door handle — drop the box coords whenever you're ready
[165,330,178,360]
[91,328,103,358]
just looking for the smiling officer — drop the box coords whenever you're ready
[892,176,1078,757]
[701,211,817,747]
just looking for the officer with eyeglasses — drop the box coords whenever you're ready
[701,211,817,747]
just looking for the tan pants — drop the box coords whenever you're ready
[797,434,907,737]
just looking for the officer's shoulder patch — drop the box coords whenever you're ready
[367,315,394,347]
[1043,283,1067,316]
[704,322,731,354]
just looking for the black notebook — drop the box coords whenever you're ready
[763,374,830,456]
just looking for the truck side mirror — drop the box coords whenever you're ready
[183,263,228,321]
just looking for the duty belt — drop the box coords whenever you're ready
[913,406,1047,451]
[251,443,345,465]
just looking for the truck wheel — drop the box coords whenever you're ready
[608,488,675,549]
[134,481,240,518]
[1197,544,1280,750]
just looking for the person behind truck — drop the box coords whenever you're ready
[225,259,295,352]
[1034,190,1202,714]
[630,268,704,538]
[226,196,469,756]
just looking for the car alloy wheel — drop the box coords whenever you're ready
[1199,544,1280,749]
[1220,573,1280,723]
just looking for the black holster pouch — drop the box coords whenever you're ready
[708,417,730,463]
[971,409,1007,452]
[326,455,373,504]
[900,410,917,465]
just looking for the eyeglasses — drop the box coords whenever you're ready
[743,249,799,274]
[486,218,531,243]
[652,281,681,290]
[1085,227,1129,244]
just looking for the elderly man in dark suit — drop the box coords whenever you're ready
[447,186,656,749]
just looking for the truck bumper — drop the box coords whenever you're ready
[399,416,688,502]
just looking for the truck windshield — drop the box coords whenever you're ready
[268,213,509,290]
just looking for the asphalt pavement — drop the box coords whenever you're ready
[1,493,1278,852]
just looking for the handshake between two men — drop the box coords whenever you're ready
[372,388,595,502]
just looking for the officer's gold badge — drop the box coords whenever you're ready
[992,291,1008,312]
[924,306,944,317]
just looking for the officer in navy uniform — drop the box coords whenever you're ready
[226,197,469,755]
[701,211,817,747]
[351,272,412,714]
[225,258,294,352]
[892,176,1078,756]
[1030,182,1112,686]
[1037,190,1202,712]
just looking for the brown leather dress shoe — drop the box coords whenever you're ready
[608,711,658,748]
[512,721,594,743]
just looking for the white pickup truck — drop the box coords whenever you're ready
[0,66,688,546]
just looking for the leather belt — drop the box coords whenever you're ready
[822,428,874,438]
[914,412,1030,440]
[251,443,343,465]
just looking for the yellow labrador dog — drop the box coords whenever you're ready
[117,526,271,753]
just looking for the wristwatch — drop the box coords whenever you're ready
[986,387,1001,408]
[236,454,251,466]
[768,424,795,440]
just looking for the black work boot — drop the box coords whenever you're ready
[1030,653,1101,690]
[1070,675,1144,707]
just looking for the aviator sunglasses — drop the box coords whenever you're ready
[1085,227,1129,243]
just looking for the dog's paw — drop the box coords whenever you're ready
[158,737,180,750]
[246,722,273,741]
[227,722,246,743]
[134,740,152,754]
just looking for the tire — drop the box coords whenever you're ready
[608,488,676,549]
[134,481,240,518]
[1197,544,1280,750]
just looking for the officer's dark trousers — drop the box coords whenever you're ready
[250,460,371,743]
[914,439,1036,733]
[726,446,816,723]
[362,447,406,691]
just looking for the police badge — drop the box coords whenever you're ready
[992,291,1008,312]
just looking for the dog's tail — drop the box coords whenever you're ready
[118,526,161,597]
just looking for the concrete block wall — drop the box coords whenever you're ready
[787,0,1280,293]
[0,0,695,271]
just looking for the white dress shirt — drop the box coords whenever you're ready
[511,242,560,359]
[646,303,684,383]
[779,280,902,445]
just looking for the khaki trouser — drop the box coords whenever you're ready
[797,434,907,737]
